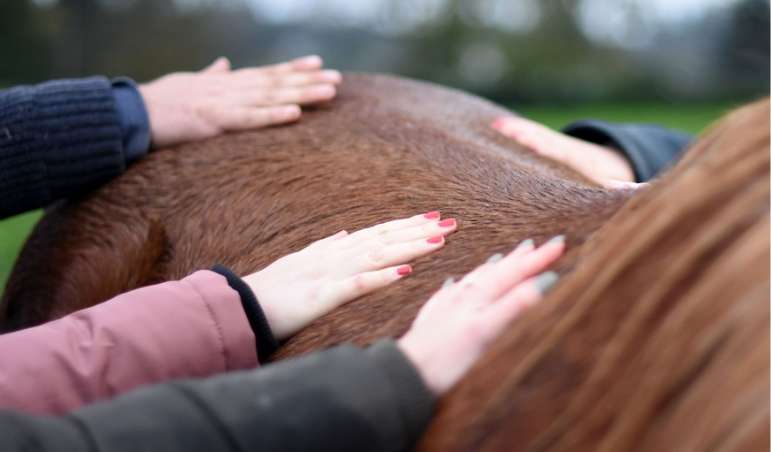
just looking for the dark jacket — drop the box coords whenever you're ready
[0,78,435,451]
[0,340,435,452]
[0,77,149,219]
[0,77,692,451]
[563,120,692,182]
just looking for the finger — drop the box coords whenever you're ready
[239,84,337,107]
[475,236,566,298]
[491,116,540,138]
[203,57,231,73]
[413,277,458,322]
[511,238,535,258]
[343,211,442,243]
[484,271,558,332]
[376,218,457,244]
[216,105,301,131]
[334,264,413,304]
[236,69,342,88]
[309,230,348,248]
[357,234,446,271]
[257,55,324,75]
[604,180,651,190]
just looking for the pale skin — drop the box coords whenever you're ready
[244,211,458,340]
[244,210,565,396]
[139,55,342,148]
[138,58,566,394]
[491,115,649,189]
[398,236,565,395]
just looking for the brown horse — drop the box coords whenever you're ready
[2,74,767,451]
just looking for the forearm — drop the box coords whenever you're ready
[0,270,259,414]
[0,77,150,219]
[0,341,435,452]
[562,120,692,182]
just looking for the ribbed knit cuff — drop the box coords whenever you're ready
[211,265,280,361]
[0,77,126,218]
[111,77,151,164]
[367,339,436,446]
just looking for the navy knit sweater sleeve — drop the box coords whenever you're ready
[0,77,150,219]
[562,120,693,182]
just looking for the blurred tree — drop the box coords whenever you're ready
[0,0,53,85]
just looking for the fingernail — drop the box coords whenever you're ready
[491,117,507,129]
[427,236,444,244]
[547,235,566,245]
[486,253,504,264]
[534,271,559,294]
[424,211,441,220]
[322,70,342,82]
[312,85,336,98]
[280,105,301,118]
[438,218,456,228]
[442,277,455,289]
[296,55,321,64]
[515,238,534,251]
[397,265,412,276]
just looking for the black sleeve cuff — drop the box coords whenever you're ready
[211,264,280,361]
[366,340,436,447]
[562,119,692,182]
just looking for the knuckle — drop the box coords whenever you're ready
[366,248,386,266]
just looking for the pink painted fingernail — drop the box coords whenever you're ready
[397,265,412,276]
[424,211,441,220]
[438,218,456,228]
[427,236,444,244]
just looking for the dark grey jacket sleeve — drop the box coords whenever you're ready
[0,77,150,219]
[0,340,435,452]
[562,120,693,182]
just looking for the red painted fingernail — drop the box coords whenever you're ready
[424,211,440,220]
[427,236,444,244]
[397,265,412,276]
[438,218,456,228]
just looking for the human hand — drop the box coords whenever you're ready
[139,55,342,148]
[398,236,565,395]
[491,116,643,188]
[243,212,458,340]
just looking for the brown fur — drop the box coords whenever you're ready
[418,98,770,451]
[1,74,767,451]
[1,73,628,339]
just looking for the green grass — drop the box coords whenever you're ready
[0,102,739,295]
[0,210,42,293]
[517,102,740,135]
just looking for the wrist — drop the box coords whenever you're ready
[211,265,279,360]
[241,270,291,341]
[111,77,151,161]
[598,144,635,182]
[397,334,443,396]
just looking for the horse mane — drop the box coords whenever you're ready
[419,98,770,451]
[1,74,766,451]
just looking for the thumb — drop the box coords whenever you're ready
[203,57,231,73]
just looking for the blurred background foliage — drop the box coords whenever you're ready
[0,0,769,290]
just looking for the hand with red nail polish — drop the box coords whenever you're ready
[242,212,458,340]
[491,115,636,187]
[398,237,566,395]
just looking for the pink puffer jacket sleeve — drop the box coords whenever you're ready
[0,270,258,415]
